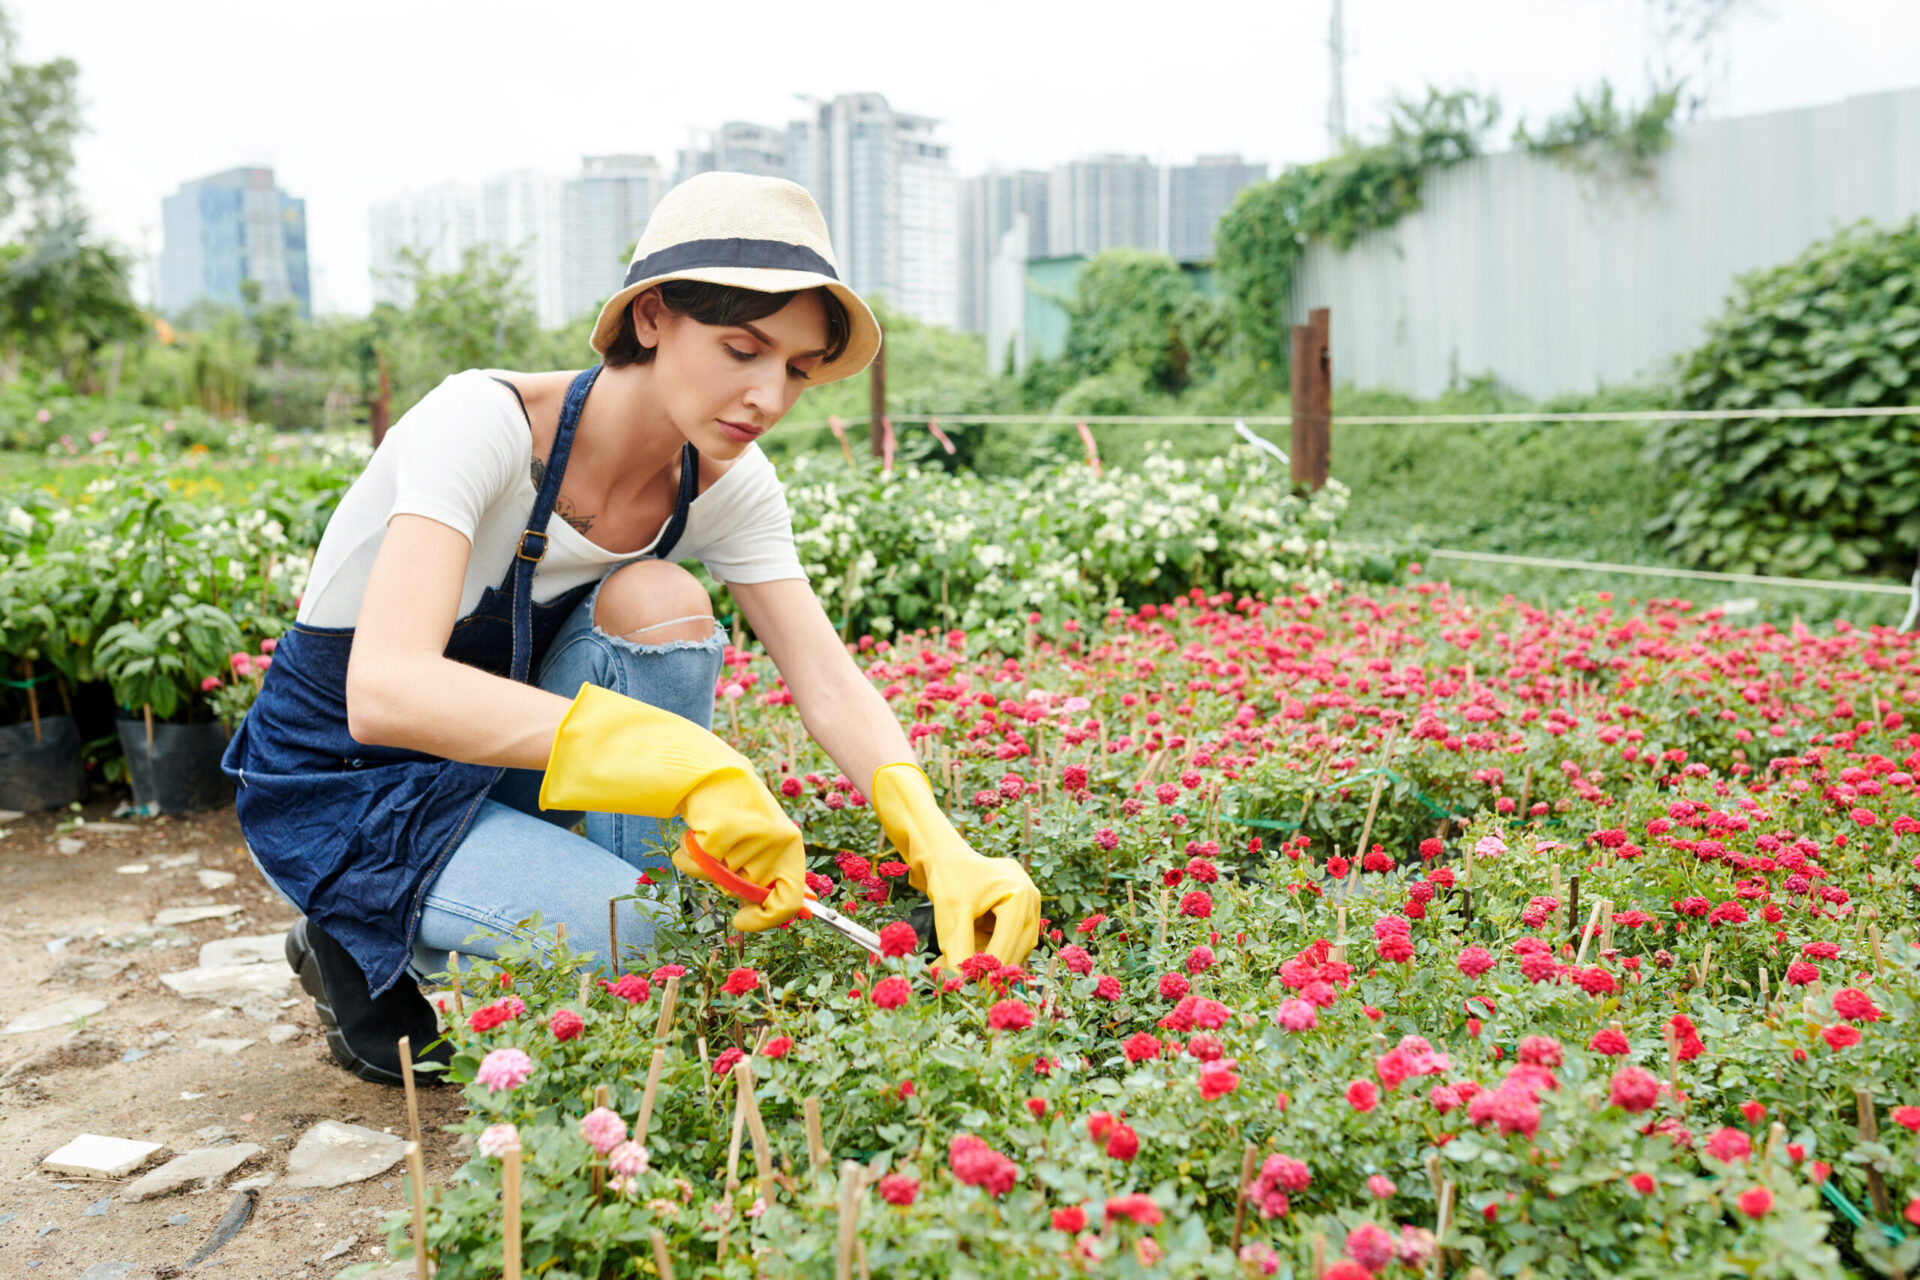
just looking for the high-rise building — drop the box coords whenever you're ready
[1048,154,1160,260]
[788,92,958,329]
[480,170,566,328]
[957,168,1049,334]
[1167,154,1267,263]
[159,167,310,318]
[674,122,789,187]
[368,182,482,307]
[559,155,666,326]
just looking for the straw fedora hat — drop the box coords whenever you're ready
[590,172,881,385]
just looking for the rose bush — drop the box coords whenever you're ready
[375,584,1920,1279]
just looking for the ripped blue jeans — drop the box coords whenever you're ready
[409,572,725,979]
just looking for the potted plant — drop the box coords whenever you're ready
[94,597,244,815]
[0,556,88,812]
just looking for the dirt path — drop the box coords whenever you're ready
[0,799,467,1279]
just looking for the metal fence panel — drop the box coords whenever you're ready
[1288,86,1920,400]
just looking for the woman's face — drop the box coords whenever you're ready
[635,288,830,455]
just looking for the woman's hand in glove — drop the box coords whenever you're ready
[870,762,1041,970]
[538,684,804,932]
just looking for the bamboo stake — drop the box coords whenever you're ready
[502,1146,522,1280]
[1355,772,1387,865]
[654,974,681,1041]
[1311,1234,1327,1277]
[697,1036,714,1107]
[737,1059,774,1192]
[719,1072,748,1263]
[447,952,465,1021]
[397,1036,423,1153]
[651,1230,676,1280]
[20,659,41,742]
[143,701,154,749]
[591,1083,609,1200]
[1599,898,1614,954]
[1566,875,1579,944]
[1230,1142,1258,1250]
[1331,902,1348,966]
[1695,939,1714,989]
[554,921,566,945]
[608,898,620,972]
[857,1239,872,1280]
[1664,1024,1684,1109]
[1857,1090,1892,1218]
[1869,923,1887,971]
[804,1096,828,1174]
[404,1140,429,1280]
[1157,884,1170,954]
[577,968,591,1007]
[835,1160,865,1280]
[1573,901,1604,967]
[635,1047,667,1148]
[1764,1120,1786,1165]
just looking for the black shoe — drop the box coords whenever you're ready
[285,918,450,1086]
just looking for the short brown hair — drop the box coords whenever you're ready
[604,279,853,369]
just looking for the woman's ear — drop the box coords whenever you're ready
[630,289,661,350]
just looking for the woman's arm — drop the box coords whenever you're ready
[345,513,574,769]
[724,576,914,791]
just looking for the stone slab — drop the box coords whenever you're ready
[283,1121,407,1189]
[195,869,237,890]
[196,1037,255,1056]
[40,1135,165,1179]
[3,996,107,1035]
[198,935,286,969]
[267,1024,301,1045]
[160,964,291,1000]
[121,1144,265,1202]
[78,1264,135,1280]
[153,904,241,927]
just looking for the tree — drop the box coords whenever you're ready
[0,5,81,228]
[0,212,145,390]
[1059,249,1219,396]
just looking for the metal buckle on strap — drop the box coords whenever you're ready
[517,530,547,563]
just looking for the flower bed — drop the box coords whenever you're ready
[377,584,1920,1279]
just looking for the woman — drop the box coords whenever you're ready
[222,173,1042,1085]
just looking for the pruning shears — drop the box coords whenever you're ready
[683,833,885,957]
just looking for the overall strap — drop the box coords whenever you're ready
[651,442,700,562]
[506,365,600,683]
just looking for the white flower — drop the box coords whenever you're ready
[5,508,32,534]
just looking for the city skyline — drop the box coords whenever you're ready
[11,0,1915,316]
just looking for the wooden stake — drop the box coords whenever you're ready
[697,1036,714,1107]
[654,974,681,1041]
[1695,939,1714,989]
[577,968,591,1007]
[1566,875,1579,944]
[19,659,41,742]
[1573,901,1604,966]
[1311,1234,1327,1277]
[447,952,465,1021]
[1355,772,1386,863]
[651,1230,676,1280]
[1157,883,1170,954]
[1331,902,1348,966]
[737,1059,774,1192]
[1869,923,1886,970]
[1230,1142,1258,1250]
[591,1083,609,1200]
[404,1140,429,1280]
[1664,1024,1684,1108]
[635,1046,667,1148]
[835,1160,866,1280]
[554,921,567,946]
[804,1096,828,1174]
[1857,1089,1892,1218]
[502,1145,522,1280]
[397,1036,423,1153]
[1764,1120,1786,1165]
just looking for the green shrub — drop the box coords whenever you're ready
[1647,217,1920,579]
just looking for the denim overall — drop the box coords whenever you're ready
[221,366,699,997]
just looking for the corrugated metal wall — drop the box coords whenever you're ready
[1288,86,1920,400]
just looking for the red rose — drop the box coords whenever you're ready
[1609,1067,1660,1113]
[871,976,911,1010]
[1736,1186,1772,1217]
[878,921,920,958]
[762,1035,793,1059]
[1026,1098,1047,1119]
[548,1008,584,1042]
[720,967,761,996]
[1346,1080,1378,1112]
[1052,1204,1087,1232]
[877,1173,918,1205]
[1105,1122,1139,1161]
[986,999,1034,1031]
[1823,1023,1862,1050]
[1103,1192,1161,1225]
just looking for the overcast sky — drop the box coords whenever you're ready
[12,0,1917,316]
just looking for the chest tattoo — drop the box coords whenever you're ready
[531,455,596,536]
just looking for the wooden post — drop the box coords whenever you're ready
[836,1160,867,1280]
[654,974,681,1041]
[736,1059,774,1192]
[1857,1090,1892,1218]
[1356,771,1386,864]
[1230,1142,1259,1249]
[867,341,886,460]
[591,1083,610,1201]
[404,1140,429,1280]
[502,1146,523,1280]
[608,898,620,973]
[635,1046,667,1147]
[651,1230,676,1280]
[397,1037,423,1153]
[1289,306,1331,490]
[804,1096,828,1174]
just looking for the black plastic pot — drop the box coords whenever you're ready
[115,714,234,815]
[0,715,88,812]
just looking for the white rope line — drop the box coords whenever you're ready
[1335,542,1913,596]
[784,406,1920,432]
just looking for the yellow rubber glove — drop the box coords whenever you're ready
[538,684,804,933]
[870,761,1042,972]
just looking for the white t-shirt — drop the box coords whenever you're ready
[296,369,808,628]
